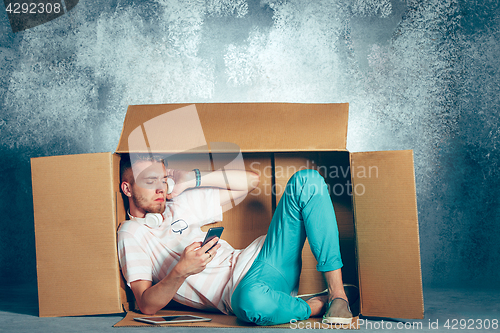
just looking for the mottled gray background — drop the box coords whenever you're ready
[0,0,499,293]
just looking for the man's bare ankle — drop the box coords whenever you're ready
[328,291,348,303]
[306,295,328,317]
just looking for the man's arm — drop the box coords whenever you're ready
[166,169,260,204]
[130,237,221,315]
[198,170,259,205]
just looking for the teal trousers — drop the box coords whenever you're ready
[231,169,343,326]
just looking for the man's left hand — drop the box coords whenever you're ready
[165,169,196,200]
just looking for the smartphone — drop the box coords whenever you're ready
[201,227,224,253]
[134,315,212,325]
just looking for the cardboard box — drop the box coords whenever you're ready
[31,103,423,319]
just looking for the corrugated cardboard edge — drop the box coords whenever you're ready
[351,150,424,319]
[31,153,124,317]
[116,103,349,153]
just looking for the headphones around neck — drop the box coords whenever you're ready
[128,210,164,228]
[144,213,164,228]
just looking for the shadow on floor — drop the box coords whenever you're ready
[0,281,39,316]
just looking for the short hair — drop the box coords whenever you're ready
[119,153,167,185]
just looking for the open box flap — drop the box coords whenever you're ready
[350,150,423,319]
[116,103,349,153]
[31,153,123,317]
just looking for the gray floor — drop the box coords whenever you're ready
[0,283,499,332]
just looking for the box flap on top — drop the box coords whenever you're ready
[351,150,423,319]
[116,103,349,153]
[31,153,123,317]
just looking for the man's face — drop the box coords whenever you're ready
[129,161,168,215]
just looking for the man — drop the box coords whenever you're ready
[117,154,352,326]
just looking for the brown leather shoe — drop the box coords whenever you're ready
[322,298,352,324]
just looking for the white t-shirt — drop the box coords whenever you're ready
[117,188,265,314]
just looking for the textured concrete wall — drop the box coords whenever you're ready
[1,0,499,289]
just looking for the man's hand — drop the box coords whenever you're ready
[165,169,195,200]
[174,237,221,278]
[130,237,221,315]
